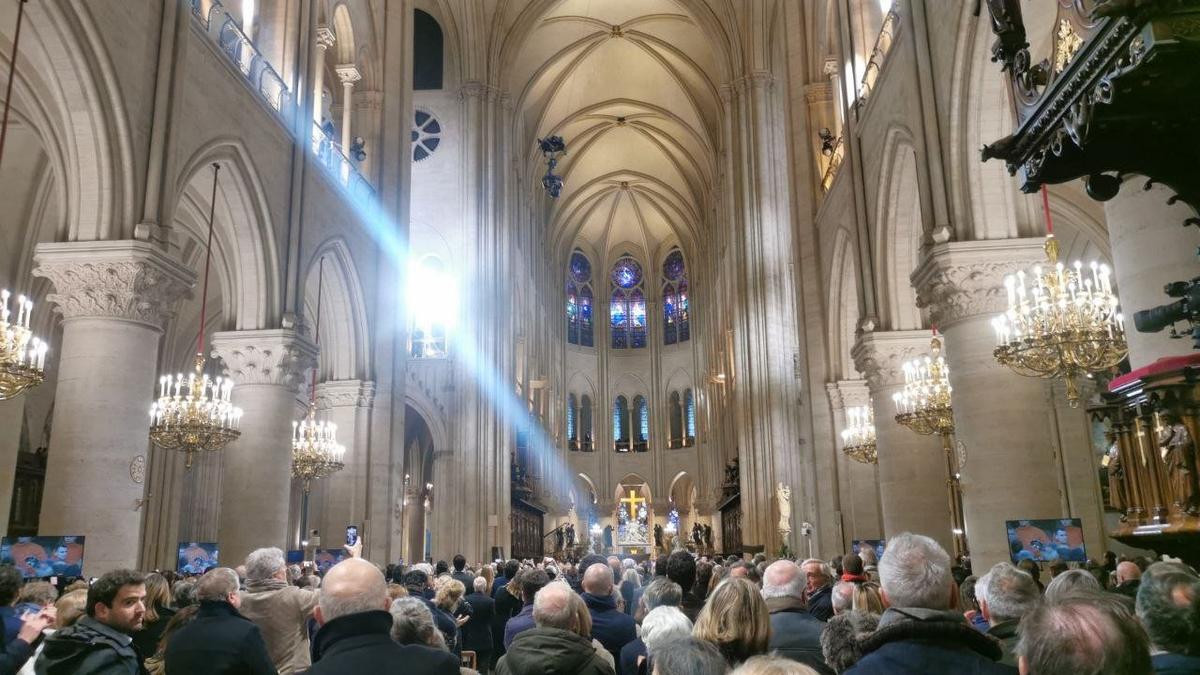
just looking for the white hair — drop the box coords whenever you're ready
[641,606,693,656]
[473,577,488,593]
[413,562,434,576]
[800,558,835,584]
[622,558,636,570]
[878,532,952,610]
[979,563,1040,622]
[831,581,857,613]
[761,560,805,600]
[533,581,575,630]
[244,547,286,582]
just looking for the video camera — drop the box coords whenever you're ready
[1133,276,1200,348]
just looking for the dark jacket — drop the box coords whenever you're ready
[302,610,459,675]
[131,605,176,663]
[35,615,144,675]
[503,604,536,649]
[806,585,834,622]
[766,598,834,675]
[3,635,36,675]
[844,607,1016,675]
[618,638,645,675]
[581,593,636,665]
[1113,580,1141,600]
[492,577,509,598]
[495,627,615,675]
[462,592,495,654]
[678,592,705,624]
[411,594,459,654]
[0,607,22,646]
[493,586,523,658]
[452,571,477,591]
[984,619,1019,667]
[1153,652,1200,675]
[163,600,276,675]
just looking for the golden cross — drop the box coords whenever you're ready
[619,488,645,514]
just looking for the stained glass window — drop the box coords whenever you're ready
[663,248,691,345]
[614,395,631,452]
[634,395,649,452]
[611,254,647,349]
[685,388,696,445]
[668,391,683,448]
[580,395,593,451]
[567,250,594,346]
[567,394,577,451]
[667,504,680,532]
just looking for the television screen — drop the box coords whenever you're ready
[286,550,304,565]
[1006,518,1086,563]
[851,539,885,559]
[0,536,85,578]
[314,549,349,574]
[177,542,219,575]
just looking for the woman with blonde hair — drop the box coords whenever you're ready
[436,577,473,652]
[732,654,819,674]
[852,581,884,615]
[693,577,771,667]
[132,572,176,660]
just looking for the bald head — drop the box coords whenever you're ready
[533,582,575,630]
[317,558,388,625]
[1116,561,1142,584]
[583,560,614,595]
[762,560,804,601]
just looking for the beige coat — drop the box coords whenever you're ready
[238,579,320,675]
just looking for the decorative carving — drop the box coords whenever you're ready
[130,455,146,484]
[1054,19,1085,73]
[335,64,361,85]
[209,329,318,391]
[851,332,930,390]
[33,241,194,329]
[912,241,1045,329]
[776,482,792,537]
[314,26,336,50]
[317,379,376,409]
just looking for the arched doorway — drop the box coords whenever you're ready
[402,404,435,562]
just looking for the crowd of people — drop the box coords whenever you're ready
[1,532,1197,675]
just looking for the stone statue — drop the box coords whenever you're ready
[1104,434,1127,517]
[555,526,564,551]
[692,523,702,546]
[776,482,792,536]
[703,523,713,549]
[654,524,663,549]
[566,523,575,548]
[1162,418,1198,515]
[602,524,613,551]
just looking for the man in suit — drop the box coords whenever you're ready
[463,577,496,673]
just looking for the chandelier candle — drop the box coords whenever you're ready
[841,405,878,464]
[0,289,48,399]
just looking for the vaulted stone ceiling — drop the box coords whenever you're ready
[501,0,728,266]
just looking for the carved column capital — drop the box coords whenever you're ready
[335,64,361,85]
[912,239,1045,329]
[827,379,871,411]
[314,26,336,50]
[851,330,937,391]
[316,379,376,409]
[33,240,194,329]
[209,329,318,390]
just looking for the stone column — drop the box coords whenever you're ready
[211,329,317,566]
[1104,178,1200,369]
[0,398,24,532]
[312,380,374,544]
[335,65,361,156]
[311,26,335,125]
[852,330,954,553]
[913,239,1075,569]
[827,380,884,545]
[32,241,193,575]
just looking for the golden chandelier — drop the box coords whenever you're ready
[841,405,878,464]
[291,256,344,495]
[0,291,47,400]
[892,335,955,437]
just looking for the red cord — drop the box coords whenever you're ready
[310,256,324,405]
[1041,184,1054,235]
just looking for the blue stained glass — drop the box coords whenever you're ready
[685,389,696,439]
[637,396,649,441]
[611,257,643,289]
[668,506,680,531]
[570,251,592,284]
[631,297,646,328]
[663,249,686,281]
[610,300,627,327]
[580,295,592,321]
[566,293,578,319]
[567,396,576,440]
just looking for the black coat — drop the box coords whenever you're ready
[132,605,176,662]
[768,606,834,675]
[163,601,276,675]
[845,608,1016,675]
[302,610,459,675]
[462,592,495,654]
[581,593,636,665]
[35,615,144,675]
[492,586,522,657]
[806,585,835,622]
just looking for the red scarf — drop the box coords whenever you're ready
[841,573,868,583]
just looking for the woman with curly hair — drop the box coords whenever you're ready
[692,577,771,667]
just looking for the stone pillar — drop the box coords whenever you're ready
[32,241,193,575]
[827,380,884,546]
[335,65,361,155]
[311,26,335,125]
[852,330,954,553]
[312,380,374,544]
[1104,178,1200,369]
[211,329,317,566]
[913,239,1075,569]
[0,397,25,533]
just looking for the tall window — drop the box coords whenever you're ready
[567,250,594,347]
[613,395,631,452]
[413,10,443,90]
[663,248,690,345]
[668,391,683,448]
[610,255,647,349]
[580,395,593,451]
[685,388,696,445]
[407,255,455,358]
[633,395,650,452]
[567,394,578,451]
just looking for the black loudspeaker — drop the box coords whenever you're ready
[491,546,505,562]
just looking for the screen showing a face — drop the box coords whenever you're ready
[851,539,885,559]
[1006,518,1087,563]
[0,536,85,578]
[314,549,349,574]
[177,542,219,575]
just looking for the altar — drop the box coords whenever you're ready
[616,486,650,555]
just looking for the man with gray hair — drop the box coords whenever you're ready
[801,558,836,620]
[496,583,614,675]
[845,533,1013,674]
[463,574,497,673]
[238,546,321,674]
[977,562,1040,667]
[1135,561,1200,673]
[1017,591,1152,675]
[831,580,857,615]
[650,637,726,675]
[622,579,683,675]
[163,568,276,674]
[306,558,459,674]
[762,560,833,674]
